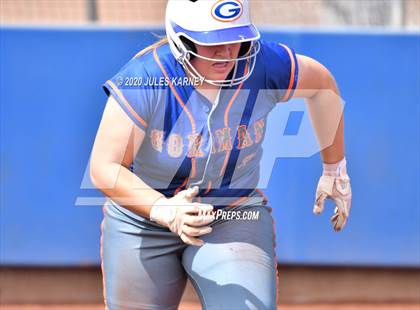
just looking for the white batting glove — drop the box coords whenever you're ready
[150,186,215,246]
[313,158,352,232]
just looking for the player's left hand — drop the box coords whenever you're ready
[313,158,352,231]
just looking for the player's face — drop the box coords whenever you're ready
[191,43,242,84]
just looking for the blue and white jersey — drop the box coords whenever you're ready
[103,40,298,209]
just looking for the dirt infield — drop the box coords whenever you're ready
[2,304,420,310]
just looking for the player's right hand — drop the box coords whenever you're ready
[313,158,352,232]
[149,186,215,246]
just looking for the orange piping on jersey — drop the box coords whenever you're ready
[223,63,249,127]
[220,63,249,177]
[226,189,268,209]
[174,177,189,196]
[219,145,231,177]
[227,196,250,208]
[279,44,296,101]
[255,188,269,204]
[106,80,148,129]
[153,47,197,178]
[134,38,168,59]
[134,45,157,59]
[204,180,212,195]
[152,48,196,134]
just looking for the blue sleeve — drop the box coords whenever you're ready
[102,58,155,131]
[261,41,299,102]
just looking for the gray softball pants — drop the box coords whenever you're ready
[101,200,278,310]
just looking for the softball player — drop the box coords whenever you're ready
[90,0,352,309]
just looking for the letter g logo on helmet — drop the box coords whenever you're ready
[212,0,243,22]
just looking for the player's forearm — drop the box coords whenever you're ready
[305,76,345,164]
[320,115,345,164]
[90,162,163,217]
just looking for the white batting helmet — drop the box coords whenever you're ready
[165,0,261,87]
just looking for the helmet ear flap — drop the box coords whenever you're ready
[180,36,197,60]
[239,41,252,57]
